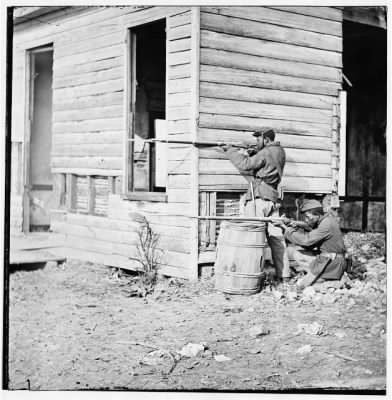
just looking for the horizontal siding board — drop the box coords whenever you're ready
[167,10,191,28]
[167,120,191,134]
[51,156,122,170]
[199,114,331,137]
[200,11,342,52]
[53,105,123,122]
[53,57,123,77]
[199,97,332,124]
[200,48,341,83]
[166,106,190,121]
[200,65,340,96]
[51,143,123,157]
[168,50,191,66]
[53,66,124,89]
[168,38,191,53]
[52,132,123,145]
[201,30,342,68]
[167,78,191,94]
[203,7,342,36]
[167,24,191,41]
[168,63,191,79]
[167,92,191,107]
[200,82,333,110]
[53,118,123,133]
[268,6,342,22]
[198,129,332,151]
[53,92,123,112]
[199,159,332,177]
[55,31,124,60]
[199,175,332,192]
[53,79,124,100]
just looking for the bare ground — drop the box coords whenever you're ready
[8,251,386,393]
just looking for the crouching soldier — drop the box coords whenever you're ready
[273,199,347,288]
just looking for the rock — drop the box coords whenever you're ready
[214,354,231,362]
[312,293,323,304]
[322,294,337,304]
[178,343,205,358]
[249,325,270,338]
[286,291,298,301]
[247,307,255,313]
[273,290,283,300]
[203,350,213,358]
[302,287,316,299]
[347,298,356,307]
[370,322,385,336]
[296,322,323,336]
[296,345,312,355]
[334,331,348,338]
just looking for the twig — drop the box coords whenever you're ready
[322,350,358,362]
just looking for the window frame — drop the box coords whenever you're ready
[122,19,168,203]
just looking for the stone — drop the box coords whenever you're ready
[302,287,316,298]
[214,354,231,362]
[249,325,270,338]
[296,345,312,355]
[370,322,386,336]
[286,291,298,301]
[273,291,283,300]
[334,331,348,338]
[296,322,323,336]
[178,343,205,358]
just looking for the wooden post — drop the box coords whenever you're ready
[66,174,76,211]
[208,192,217,247]
[87,176,95,215]
[189,6,201,280]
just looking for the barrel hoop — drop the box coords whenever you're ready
[217,240,268,248]
[215,285,260,295]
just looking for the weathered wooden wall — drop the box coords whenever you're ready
[198,6,343,193]
[12,6,195,278]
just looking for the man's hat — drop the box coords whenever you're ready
[300,199,323,213]
[253,128,274,137]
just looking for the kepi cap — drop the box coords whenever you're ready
[253,127,274,137]
[300,199,323,213]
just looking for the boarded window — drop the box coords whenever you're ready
[94,176,110,216]
[75,176,88,214]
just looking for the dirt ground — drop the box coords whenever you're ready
[8,234,386,393]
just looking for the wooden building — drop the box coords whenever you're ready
[10,6,387,279]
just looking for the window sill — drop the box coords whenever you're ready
[121,192,168,202]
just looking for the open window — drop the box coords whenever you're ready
[125,19,167,200]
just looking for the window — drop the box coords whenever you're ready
[125,19,167,199]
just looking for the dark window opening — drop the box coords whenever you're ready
[127,19,166,194]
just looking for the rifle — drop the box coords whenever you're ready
[127,138,258,151]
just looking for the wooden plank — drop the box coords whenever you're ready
[200,30,342,68]
[199,113,331,137]
[168,24,191,41]
[200,65,341,96]
[168,50,191,66]
[200,97,332,124]
[54,44,124,69]
[200,11,342,52]
[199,159,332,177]
[167,160,191,175]
[198,128,332,151]
[53,105,123,123]
[53,118,123,134]
[168,188,191,203]
[52,167,120,176]
[52,132,122,145]
[168,147,193,161]
[53,66,124,89]
[168,63,191,79]
[87,176,95,214]
[343,6,386,29]
[268,6,342,22]
[66,174,76,210]
[166,106,191,121]
[53,92,123,112]
[52,156,122,170]
[201,48,341,83]
[199,175,333,193]
[167,92,191,107]
[55,31,124,60]
[168,10,191,29]
[202,6,342,36]
[168,38,191,53]
[167,120,191,134]
[200,82,333,110]
[53,57,123,78]
[53,79,124,100]
[167,78,191,94]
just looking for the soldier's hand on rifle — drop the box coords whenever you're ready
[247,147,258,156]
[219,143,231,151]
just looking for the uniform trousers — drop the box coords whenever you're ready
[243,198,290,279]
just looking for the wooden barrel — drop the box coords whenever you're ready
[214,221,268,295]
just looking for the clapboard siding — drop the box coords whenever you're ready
[199,7,342,193]
[204,7,342,36]
[200,11,342,52]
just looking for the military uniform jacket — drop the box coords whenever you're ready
[284,213,347,279]
[226,142,286,203]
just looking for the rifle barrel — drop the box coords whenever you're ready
[127,138,251,148]
[197,216,284,222]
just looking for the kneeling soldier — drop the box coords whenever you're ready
[273,199,347,288]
